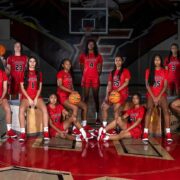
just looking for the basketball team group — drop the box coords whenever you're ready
[0,39,179,143]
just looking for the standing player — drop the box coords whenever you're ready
[47,94,89,141]
[164,43,180,96]
[7,42,28,98]
[57,58,92,139]
[0,60,17,137]
[98,93,144,141]
[101,55,131,127]
[142,55,172,143]
[18,56,49,142]
[79,39,103,124]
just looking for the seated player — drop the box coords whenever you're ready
[170,98,180,116]
[101,55,131,131]
[18,56,49,142]
[47,93,89,141]
[0,60,17,137]
[57,58,93,136]
[98,93,145,141]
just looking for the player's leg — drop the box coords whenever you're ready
[36,98,49,140]
[76,101,88,126]
[19,99,29,141]
[159,96,173,142]
[175,80,180,96]
[167,81,174,96]
[170,99,180,115]
[142,96,154,141]
[1,99,17,137]
[101,101,110,127]
[92,87,100,120]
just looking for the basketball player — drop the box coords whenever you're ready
[57,58,93,139]
[79,39,103,124]
[164,43,180,96]
[47,94,90,141]
[0,60,17,137]
[101,55,131,130]
[18,56,49,142]
[142,55,172,143]
[6,42,28,98]
[98,93,145,141]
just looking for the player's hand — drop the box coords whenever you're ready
[59,132,67,138]
[28,98,34,107]
[153,97,159,106]
[71,91,78,94]
[33,98,38,106]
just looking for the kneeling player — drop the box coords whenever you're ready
[47,94,90,141]
[98,93,145,141]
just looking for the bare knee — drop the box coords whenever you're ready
[72,106,78,116]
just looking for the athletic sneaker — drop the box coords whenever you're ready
[86,131,94,139]
[142,133,148,142]
[97,127,104,141]
[166,132,173,143]
[43,132,50,141]
[98,132,107,141]
[142,132,148,143]
[6,129,17,138]
[83,125,94,132]
[19,133,26,142]
[106,129,117,136]
[72,128,81,136]
[95,118,101,125]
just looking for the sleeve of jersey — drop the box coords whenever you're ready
[126,109,131,116]
[137,107,145,119]
[20,72,24,83]
[164,57,168,66]
[2,71,8,81]
[164,69,168,80]
[40,72,43,82]
[125,69,131,80]
[98,54,103,64]
[7,56,11,65]
[79,54,85,64]
[145,69,149,80]
[57,71,63,80]
[108,72,112,82]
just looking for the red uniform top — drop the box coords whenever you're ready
[79,52,103,78]
[145,68,168,97]
[47,104,64,128]
[20,70,42,100]
[108,68,131,96]
[126,106,145,129]
[7,55,27,78]
[0,70,8,98]
[57,70,73,96]
[164,56,180,81]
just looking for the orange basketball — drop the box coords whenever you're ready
[109,91,121,104]
[69,92,81,105]
[0,44,6,56]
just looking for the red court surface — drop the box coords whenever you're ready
[0,133,180,180]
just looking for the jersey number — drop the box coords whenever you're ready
[15,64,23,71]
[172,65,176,71]
[89,62,94,68]
[31,82,35,89]
[153,81,160,87]
[113,80,120,87]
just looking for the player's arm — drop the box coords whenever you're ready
[117,78,129,92]
[80,63,84,73]
[57,78,74,93]
[157,79,168,100]
[105,80,112,101]
[5,64,11,75]
[34,82,42,105]
[0,80,8,104]
[49,117,64,134]
[97,63,103,75]
[62,109,69,120]
[126,118,142,132]
[145,79,155,99]
[20,82,34,105]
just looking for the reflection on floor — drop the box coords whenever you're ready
[0,134,179,180]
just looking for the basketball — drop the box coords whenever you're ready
[69,92,81,105]
[109,91,121,104]
[0,44,6,56]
